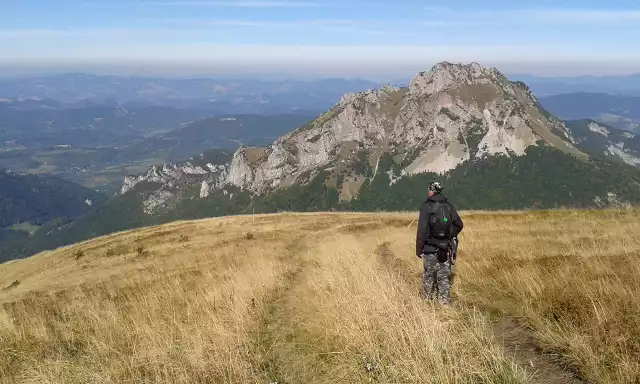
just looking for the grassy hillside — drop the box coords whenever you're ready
[1,210,638,383]
[5,186,251,261]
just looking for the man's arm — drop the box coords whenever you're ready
[416,202,430,257]
[449,202,464,237]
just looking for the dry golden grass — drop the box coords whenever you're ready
[0,209,638,383]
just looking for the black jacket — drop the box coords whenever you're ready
[416,193,463,256]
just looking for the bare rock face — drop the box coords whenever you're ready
[408,62,498,96]
[121,175,142,195]
[199,181,210,199]
[588,122,610,137]
[227,149,254,190]
[563,120,640,168]
[143,191,174,215]
[119,156,230,214]
[607,144,640,166]
[223,61,585,198]
[584,122,640,165]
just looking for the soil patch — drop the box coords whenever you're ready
[492,317,587,384]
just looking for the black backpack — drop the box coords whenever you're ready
[429,201,453,244]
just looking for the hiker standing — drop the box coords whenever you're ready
[415,181,463,305]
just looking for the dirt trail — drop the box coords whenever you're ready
[375,238,587,384]
[492,317,588,384]
[250,237,309,383]
[375,242,415,282]
[251,223,589,384]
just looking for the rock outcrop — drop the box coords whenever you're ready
[120,162,216,195]
[120,155,231,214]
[565,120,640,167]
[223,62,585,197]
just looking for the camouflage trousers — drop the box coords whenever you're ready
[421,253,452,305]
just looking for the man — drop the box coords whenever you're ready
[415,181,463,305]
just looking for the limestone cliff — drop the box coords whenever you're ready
[121,62,640,213]
[120,152,232,214]
[225,62,586,199]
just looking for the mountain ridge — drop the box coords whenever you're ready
[5,62,640,261]
[563,119,640,166]
[0,74,382,112]
[539,92,640,133]
[510,73,640,96]
[111,61,640,220]
[222,61,587,198]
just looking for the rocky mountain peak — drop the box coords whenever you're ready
[215,62,591,199]
[120,62,601,212]
[338,84,401,106]
[222,62,586,196]
[409,61,506,96]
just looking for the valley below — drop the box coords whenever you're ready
[1,209,638,383]
[0,111,316,194]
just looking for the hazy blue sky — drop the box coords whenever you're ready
[1,0,639,78]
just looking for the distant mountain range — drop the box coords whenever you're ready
[510,73,640,96]
[538,93,640,133]
[4,72,640,107]
[0,103,215,148]
[0,74,383,113]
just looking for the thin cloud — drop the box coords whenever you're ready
[0,29,69,38]
[167,18,379,28]
[152,1,331,7]
[163,18,436,38]
[423,7,640,25]
[0,28,207,39]
[0,20,432,42]
[0,29,135,38]
[529,9,640,22]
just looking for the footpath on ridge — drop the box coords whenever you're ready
[245,218,586,384]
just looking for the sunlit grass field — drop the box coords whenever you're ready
[1,209,638,383]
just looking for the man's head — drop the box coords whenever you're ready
[428,181,443,197]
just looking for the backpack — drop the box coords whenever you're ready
[428,201,453,249]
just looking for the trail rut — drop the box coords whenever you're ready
[492,317,588,384]
[375,237,587,384]
[250,238,309,383]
